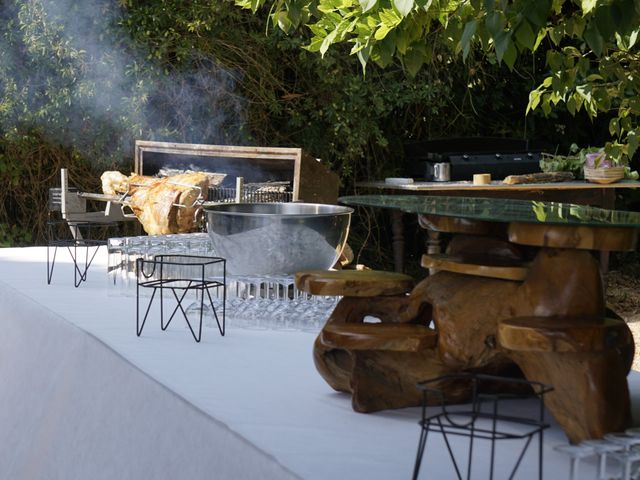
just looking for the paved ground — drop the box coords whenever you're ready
[626,314,640,371]
[606,269,640,371]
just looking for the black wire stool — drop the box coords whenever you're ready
[47,220,116,287]
[412,373,553,480]
[136,254,226,343]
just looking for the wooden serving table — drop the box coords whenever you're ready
[297,195,640,443]
[356,180,640,272]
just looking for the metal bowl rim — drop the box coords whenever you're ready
[204,202,354,218]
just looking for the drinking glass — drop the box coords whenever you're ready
[553,444,595,480]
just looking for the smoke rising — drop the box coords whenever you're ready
[0,0,246,165]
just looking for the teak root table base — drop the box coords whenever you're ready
[297,242,635,443]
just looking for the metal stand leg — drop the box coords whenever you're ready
[391,210,404,273]
[46,221,111,287]
[136,255,226,343]
[47,244,58,285]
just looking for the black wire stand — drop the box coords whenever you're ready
[136,254,226,343]
[412,373,553,480]
[47,220,116,287]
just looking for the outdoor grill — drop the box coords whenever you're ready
[52,141,340,234]
[134,141,339,205]
[404,137,551,181]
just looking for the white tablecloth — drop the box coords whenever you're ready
[0,247,638,479]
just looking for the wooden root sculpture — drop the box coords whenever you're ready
[302,235,634,443]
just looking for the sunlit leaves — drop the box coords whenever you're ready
[236,0,640,161]
[392,0,414,17]
[359,0,377,13]
[581,0,597,14]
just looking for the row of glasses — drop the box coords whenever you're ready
[220,273,339,331]
[554,428,640,480]
[108,235,338,330]
[107,233,214,296]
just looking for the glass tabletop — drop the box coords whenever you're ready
[339,195,640,228]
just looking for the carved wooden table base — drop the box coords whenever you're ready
[297,230,636,443]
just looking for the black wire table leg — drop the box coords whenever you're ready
[137,287,157,337]
[136,255,226,343]
[412,425,429,480]
[413,374,553,480]
[46,244,58,285]
[204,286,225,336]
[165,284,193,331]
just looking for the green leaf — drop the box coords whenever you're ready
[567,94,577,115]
[375,9,403,40]
[610,117,620,136]
[308,23,328,36]
[350,39,367,54]
[493,30,512,63]
[527,89,541,113]
[581,0,597,14]
[533,27,548,51]
[404,43,426,76]
[548,26,563,46]
[393,0,415,17]
[304,35,324,52]
[541,93,553,115]
[371,39,394,66]
[320,28,339,56]
[375,23,393,40]
[525,0,551,27]
[584,21,604,56]
[379,8,402,27]
[502,41,517,69]
[417,0,433,11]
[485,11,505,38]
[379,31,397,58]
[460,19,477,60]
[359,0,378,12]
[594,6,615,39]
[357,44,372,73]
[396,26,411,54]
[627,130,639,158]
[629,28,640,49]
[568,16,587,37]
[276,11,294,32]
[514,19,536,50]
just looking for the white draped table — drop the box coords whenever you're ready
[1,247,639,479]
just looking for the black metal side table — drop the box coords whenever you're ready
[412,373,553,480]
[136,254,226,343]
[47,220,116,287]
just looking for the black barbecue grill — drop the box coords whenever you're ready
[405,137,551,181]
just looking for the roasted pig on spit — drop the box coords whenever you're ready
[100,171,211,235]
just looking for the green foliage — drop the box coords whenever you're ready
[0,224,32,246]
[539,152,585,179]
[118,0,458,182]
[0,1,139,165]
[1,0,469,249]
[0,0,601,260]
[237,0,640,164]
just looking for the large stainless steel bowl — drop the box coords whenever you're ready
[205,203,353,275]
